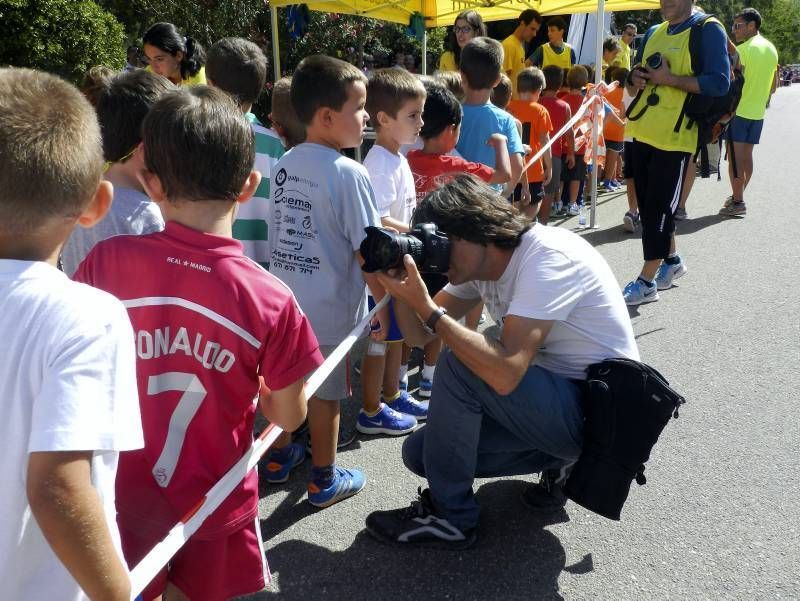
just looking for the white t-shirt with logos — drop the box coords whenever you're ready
[445,225,639,380]
[363,144,417,227]
[0,260,142,600]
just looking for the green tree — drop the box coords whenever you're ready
[0,0,126,82]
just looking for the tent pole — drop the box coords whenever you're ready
[422,28,428,75]
[589,0,605,228]
[270,3,281,82]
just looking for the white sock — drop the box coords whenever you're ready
[422,363,436,381]
[398,364,408,385]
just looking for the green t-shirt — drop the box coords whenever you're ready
[736,34,778,121]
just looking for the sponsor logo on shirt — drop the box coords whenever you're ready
[166,256,212,273]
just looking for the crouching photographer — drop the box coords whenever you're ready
[362,174,640,548]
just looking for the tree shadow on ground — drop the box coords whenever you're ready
[248,480,576,601]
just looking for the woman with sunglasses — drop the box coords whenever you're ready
[438,10,487,72]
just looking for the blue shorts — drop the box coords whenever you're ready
[367,296,403,342]
[729,116,764,145]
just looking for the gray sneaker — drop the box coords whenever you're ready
[719,201,746,217]
[674,207,688,220]
[622,211,640,232]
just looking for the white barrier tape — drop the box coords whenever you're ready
[129,294,391,599]
[520,94,601,175]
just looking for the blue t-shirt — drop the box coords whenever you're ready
[456,102,525,171]
[636,13,730,96]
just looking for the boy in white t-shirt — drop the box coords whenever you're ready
[0,67,142,601]
[359,68,430,436]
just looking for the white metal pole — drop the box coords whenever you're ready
[270,4,281,82]
[422,28,428,75]
[589,0,605,228]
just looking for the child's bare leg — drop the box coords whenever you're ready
[381,342,404,398]
[360,344,386,414]
[308,395,339,467]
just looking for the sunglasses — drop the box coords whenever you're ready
[732,22,747,30]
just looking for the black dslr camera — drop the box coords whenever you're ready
[360,223,451,274]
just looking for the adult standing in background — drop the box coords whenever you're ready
[719,8,778,217]
[438,10,487,72]
[142,22,207,86]
[530,17,576,71]
[502,9,543,98]
[611,23,637,70]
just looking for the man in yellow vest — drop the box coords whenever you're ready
[502,9,543,99]
[611,23,637,70]
[622,0,730,306]
[720,8,778,217]
[530,17,576,71]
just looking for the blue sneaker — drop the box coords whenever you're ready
[418,377,433,399]
[356,403,417,436]
[398,379,408,391]
[623,279,659,306]
[386,390,429,421]
[307,466,365,508]
[263,442,305,484]
[655,260,687,290]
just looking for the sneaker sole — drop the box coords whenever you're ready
[417,389,431,399]
[625,291,660,306]
[308,481,366,508]
[356,422,417,436]
[365,523,478,550]
[719,211,746,218]
[656,264,688,290]
[622,215,635,232]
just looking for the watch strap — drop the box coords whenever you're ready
[425,306,448,333]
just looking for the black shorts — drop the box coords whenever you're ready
[513,181,545,203]
[623,141,635,179]
[562,154,586,183]
[606,140,624,153]
[631,140,690,261]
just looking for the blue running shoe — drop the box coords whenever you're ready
[398,379,408,391]
[418,377,433,399]
[263,442,305,484]
[356,403,417,436]
[307,466,366,508]
[655,260,687,290]
[386,391,429,421]
[623,279,659,306]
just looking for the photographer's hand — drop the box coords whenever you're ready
[375,255,436,318]
[645,56,673,86]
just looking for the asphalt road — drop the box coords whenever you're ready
[247,85,800,600]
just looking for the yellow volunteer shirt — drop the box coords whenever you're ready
[541,43,574,69]
[736,34,779,120]
[438,51,457,72]
[610,42,632,70]
[502,34,526,98]
[145,64,206,86]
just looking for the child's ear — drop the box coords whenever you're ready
[77,180,113,228]
[138,166,167,204]
[375,110,391,128]
[237,170,262,204]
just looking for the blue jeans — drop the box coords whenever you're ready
[402,348,584,530]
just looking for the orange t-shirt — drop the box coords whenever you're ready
[603,86,625,143]
[506,100,553,183]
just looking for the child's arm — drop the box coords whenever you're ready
[486,133,511,184]
[538,131,553,185]
[503,153,525,199]
[259,378,307,432]
[381,216,411,233]
[357,250,390,342]
[27,451,131,601]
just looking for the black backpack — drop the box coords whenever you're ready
[676,15,745,178]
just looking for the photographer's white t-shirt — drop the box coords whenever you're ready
[445,225,639,380]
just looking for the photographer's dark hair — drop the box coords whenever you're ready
[143,22,206,80]
[450,10,487,67]
[97,70,173,162]
[460,37,503,91]
[420,80,462,139]
[413,174,531,249]
[206,37,267,107]
[291,55,368,125]
[142,86,254,203]
[735,8,761,30]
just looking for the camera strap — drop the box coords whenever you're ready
[626,85,660,122]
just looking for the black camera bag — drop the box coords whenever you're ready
[563,358,686,520]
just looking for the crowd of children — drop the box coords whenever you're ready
[2,24,641,599]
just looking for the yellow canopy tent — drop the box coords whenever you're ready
[268,0,661,226]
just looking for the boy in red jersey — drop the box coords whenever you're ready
[539,65,576,222]
[75,86,321,600]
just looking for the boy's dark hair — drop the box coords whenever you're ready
[413,174,531,249]
[366,68,426,129]
[206,37,268,106]
[517,67,545,93]
[419,81,462,140]
[612,67,628,86]
[542,65,564,91]
[562,67,571,86]
[142,86,254,203]
[735,7,761,30]
[80,65,114,107]
[97,70,173,163]
[519,9,543,26]
[567,65,589,89]
[0,68,103,234]
[548,16,567,31]
[291,55,367,125]
[491,73,512,109]
[143,22,205,80]
[460,37,503,91]
[603,37,621,54]
[433,71,465,102]
[270,77,305,148]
